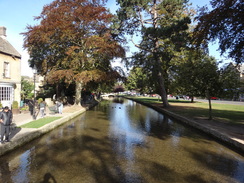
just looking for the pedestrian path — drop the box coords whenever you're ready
[1,109,63,142]
[0,104,96,156]
[12,107,61,126]
[12,112,35,126]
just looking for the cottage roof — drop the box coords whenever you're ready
[0,36,21,59]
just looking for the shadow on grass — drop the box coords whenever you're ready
[213,109,244,125]
[167,105,244,125]
[127,96,244,125]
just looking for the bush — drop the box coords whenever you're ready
[37,98,43,104]
[20,106,29,111]
[12,101,19,109]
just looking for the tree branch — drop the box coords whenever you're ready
[130,35,152,53]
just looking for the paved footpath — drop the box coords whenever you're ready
[0,105,88,156]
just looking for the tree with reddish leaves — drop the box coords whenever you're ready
[194,0,243,64]
[22,0,125,104]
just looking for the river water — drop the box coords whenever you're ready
[0,98,243,183]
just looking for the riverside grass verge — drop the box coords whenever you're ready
[20,117,62,128]
[127,96,244,125]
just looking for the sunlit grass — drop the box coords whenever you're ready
[20,117,62,128]
[128,96,244,124]
[132,97,162,104]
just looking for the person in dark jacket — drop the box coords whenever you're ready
[0,106,13,143]
[28,99,34,116]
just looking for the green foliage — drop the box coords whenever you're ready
[22,0,125,104]
[21,77,34,99]
[174,51,221,119]
[37,98,44,104]
[175,51,221,99]
[37,83,56,99]
[12,101,19,109]
[126,67,154,94]
[20,106,29,111]
[219,63,241,100]
[116,0,193,107]
[0,102,2,108]
[194,0,243,64]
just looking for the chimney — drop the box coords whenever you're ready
[0,26,7,38]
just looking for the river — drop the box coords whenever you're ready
[0,98,243,183]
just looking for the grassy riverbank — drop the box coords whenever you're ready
[20,117,62,128]
[127,96,244,125]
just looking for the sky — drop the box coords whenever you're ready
[0,0,226,77]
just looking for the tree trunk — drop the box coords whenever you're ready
[157,68,169,107]
[152,2,169,108]
[208,98,212,120]
[206,90,212,120]
[56,84,59,99]
[74,81,82,105]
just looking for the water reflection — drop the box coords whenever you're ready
[109,100,146,161]
[0,161,11,183]
[0,98,243,183]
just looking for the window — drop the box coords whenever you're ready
[0,86,12,101]
[3,61,10,78]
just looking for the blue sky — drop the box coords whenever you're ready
[0,0,224,76]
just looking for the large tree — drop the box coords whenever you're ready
[116,0,192,107]
[22,0,125,105]
[175,51,221,119]
[194,0,243,64]
[126,66,154,94]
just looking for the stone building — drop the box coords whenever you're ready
[0,26,21,108]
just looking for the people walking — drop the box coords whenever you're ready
[56,101,63,114]
[39,100,46,118]
[0,106,13,143]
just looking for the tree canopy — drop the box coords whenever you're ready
[116,0,192,107]
[126,66,154,94]
[22,0,125,104]
[219,63,241,100]
[194,0,243,64]
[175,51,221,119]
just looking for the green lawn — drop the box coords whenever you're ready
[20,117,62,128]
[128,96,244,125]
